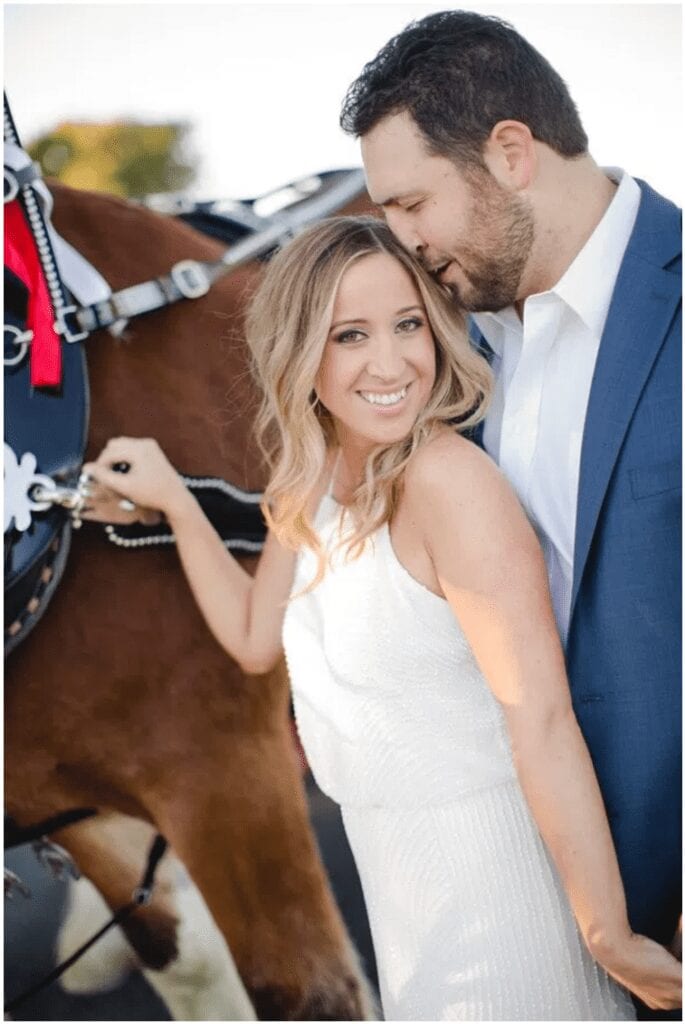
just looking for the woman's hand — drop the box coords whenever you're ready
[81,437,190,523]
[599,931,682,1011]
[670,916,682,962]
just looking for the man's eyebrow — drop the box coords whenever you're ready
[371,191,420,209]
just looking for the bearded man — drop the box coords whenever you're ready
[341,10,681,1019]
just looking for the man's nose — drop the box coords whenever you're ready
[385,209,424,258]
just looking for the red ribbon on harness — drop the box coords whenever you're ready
[4,199,63,387]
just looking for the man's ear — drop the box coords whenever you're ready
[482,120,536,191]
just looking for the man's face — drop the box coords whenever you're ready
[361,111,535,312]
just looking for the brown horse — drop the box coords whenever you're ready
[5,178,376,1019]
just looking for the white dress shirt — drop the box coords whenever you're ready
[473,168,641,644]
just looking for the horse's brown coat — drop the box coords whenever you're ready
[5,181,374,1019]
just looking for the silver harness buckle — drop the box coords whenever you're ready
[169,259,210,300]
[53,305,89,344]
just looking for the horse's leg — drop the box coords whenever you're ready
[56,813,256,1020]
[142,854,257,1021]
[58,874,138,993]
[146,699,377,1022]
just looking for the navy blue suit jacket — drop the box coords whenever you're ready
[472,179,682,944]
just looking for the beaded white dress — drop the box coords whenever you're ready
[281,487,636,1022]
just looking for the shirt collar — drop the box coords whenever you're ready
[552,167,640,335]
[471,168,641,352]
[471,307,517,359]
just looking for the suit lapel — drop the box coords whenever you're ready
[570,184,681,619]
[467,321,493,448]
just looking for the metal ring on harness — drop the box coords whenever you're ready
[4,167,19,204]
[4,323,32,367]
[28,476,93,529]
[25,477,67,515]
[132,884,153,906]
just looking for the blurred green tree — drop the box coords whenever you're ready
[28,120,197,197]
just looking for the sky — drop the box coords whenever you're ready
[4,2,683,205]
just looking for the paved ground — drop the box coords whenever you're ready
[4,777,379,1021]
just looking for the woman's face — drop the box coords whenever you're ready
[315,252,436,456]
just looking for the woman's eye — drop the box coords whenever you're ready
[404,200,423,213]
[396,317,424,333]
[335,329,365,344]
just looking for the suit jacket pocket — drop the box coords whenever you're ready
[629,460,681,500]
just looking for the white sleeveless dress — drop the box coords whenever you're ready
[282,491,636,1021]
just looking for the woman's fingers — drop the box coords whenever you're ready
[82,461,134,493]
[78,474,163,526]
[81,438,182,515]
[79,476,131,523]
[81,506,162,526]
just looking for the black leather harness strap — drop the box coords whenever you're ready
[4,832,169,1015]
[101,472,266,552]
[4,808,97,849]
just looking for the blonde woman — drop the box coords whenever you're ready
[82,217,680,1021]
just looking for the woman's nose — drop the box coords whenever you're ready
[366,333,405,381]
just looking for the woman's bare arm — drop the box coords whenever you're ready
[81,438,300,675]
[162,487,296,674]
[408,431,681,1011]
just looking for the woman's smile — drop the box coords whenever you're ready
[357,381,412,411]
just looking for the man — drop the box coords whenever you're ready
[340,9,681,1018]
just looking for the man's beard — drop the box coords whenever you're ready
[444,178,535,313]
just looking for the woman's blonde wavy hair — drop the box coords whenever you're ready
[245,215,492,591]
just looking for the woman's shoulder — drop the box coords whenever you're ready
[404,427,503,503]
[403,427,527,546]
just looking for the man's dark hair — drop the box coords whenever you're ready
[340,10,588,166]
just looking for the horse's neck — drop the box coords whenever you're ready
[51,185,266,489]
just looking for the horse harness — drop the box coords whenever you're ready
[4,91,367,658]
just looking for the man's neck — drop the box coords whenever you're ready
[518,159,619,307]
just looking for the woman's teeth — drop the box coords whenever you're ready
[359,385,408,406]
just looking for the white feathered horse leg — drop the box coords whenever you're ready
[141,860,256,1021]
[55,814,256,1020]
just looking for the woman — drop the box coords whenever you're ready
[82,216,680,1020]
